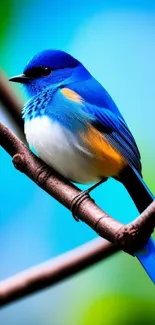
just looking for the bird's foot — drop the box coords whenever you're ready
[71,179,106,221]
[71,190,92,221]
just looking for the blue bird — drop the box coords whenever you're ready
[9,49,155,283]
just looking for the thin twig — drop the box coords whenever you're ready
[0,238,117,307]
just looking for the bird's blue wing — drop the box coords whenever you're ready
[69,77,142,173]
[84,103,141,173]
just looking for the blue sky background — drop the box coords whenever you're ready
[0,1,155,324]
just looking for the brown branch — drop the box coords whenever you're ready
[0,238,117,307]
[0,121,155,250]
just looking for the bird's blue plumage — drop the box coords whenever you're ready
[24,49,80,72]
[68,77,142,173]
[9,49,155,283]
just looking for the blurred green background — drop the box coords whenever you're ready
[0,0,155,324]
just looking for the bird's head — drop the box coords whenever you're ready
[9,49,86,97]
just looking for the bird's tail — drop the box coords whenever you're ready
[120,166,155,284]
[120,166,154,213]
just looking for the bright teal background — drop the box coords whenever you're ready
[0,0,155,324]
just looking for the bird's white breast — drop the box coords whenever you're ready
[25,116,100,183]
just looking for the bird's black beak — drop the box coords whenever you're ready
[9,74,31,84]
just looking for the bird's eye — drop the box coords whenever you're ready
[40,67,51,76]
[24,66,52,79]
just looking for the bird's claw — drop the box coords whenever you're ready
[71,190,91,221]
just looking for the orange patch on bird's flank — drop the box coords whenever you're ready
[61,88,83,103]
[81,125,127,177]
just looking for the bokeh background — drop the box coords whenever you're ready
[0,0,155,324]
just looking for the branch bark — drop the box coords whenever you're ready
[0,238,117,307]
